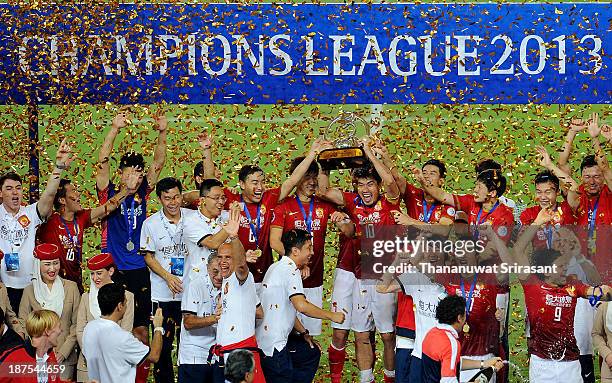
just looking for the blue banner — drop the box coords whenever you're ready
[0,3,609,104]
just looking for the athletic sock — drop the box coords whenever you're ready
[328,343,347,383]
[384,369,396,383]
[359,369,375,383]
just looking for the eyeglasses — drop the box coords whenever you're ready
[205,195,227,203]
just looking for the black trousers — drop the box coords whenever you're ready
[152,300,182,383]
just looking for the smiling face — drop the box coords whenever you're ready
[40,259,61,284]
[207,257,223,289]
[91,267,114,289]
[290,240,314,269]
[473,181,493,204]
[296,175,318,199]
[218,244,234,279]
[356,177,380,206]
[581,166,604,197]
[240,172,265,204]
[1,179,22,214]
[61,183,83,213]
[535,181,559,210]
[160,187,183,218]
[422,164,444,188]
[201,186,226,218]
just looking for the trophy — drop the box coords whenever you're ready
[317,113,370,171]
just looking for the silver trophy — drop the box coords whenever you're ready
[317,112,369,170]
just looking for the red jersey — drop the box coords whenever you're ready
[445,275,500,356]
[271,196,337,288]
[519,201,576,250]
[336,233,357,274]
[343,192,400,279]
[422,325,461,383]
[0,341,62,383]
[576,184,612,225]
[37,210,93,293]
[403,183,455,223]
[224,187,281,283]
[453,194,514,243]
[521,275,588,361]
[396,293,416,339]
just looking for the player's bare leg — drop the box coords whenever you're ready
[381,332,396,382]
[355,331,375,383]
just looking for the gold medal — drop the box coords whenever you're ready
[253,249,262,258]
[463,323,470,333]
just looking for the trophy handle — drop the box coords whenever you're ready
[324,112,371,146]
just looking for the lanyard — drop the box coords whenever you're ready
[587,196,600,240]
[422,199,437,223]
[296,196,315,234]
[160,212,184,252]
[122,198,136,243]
[476,201,500,225]
[241,195,261,247]
[543,225,553,249]
[460,274,478,322]
[60,216,80,260]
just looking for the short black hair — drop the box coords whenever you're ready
[238,165,264,183]
[98,283,126,316]
[476,169,506,198]
[436,295,466,325]
[534,170,559,191]
[282,229,312,254]
[422,159,446,179]
[119,152,145,170]
[156,177,183,197]
[199,178,223,197]
[289,157,319,178]
[53,179,72,211]
[194,162,204,189]
[0,172,22,189]
[475,159,502,175]
[353,162,382,184]
[532,248,563,281]
[225,349,255,383]
[580,155,598,173]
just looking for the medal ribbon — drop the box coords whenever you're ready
[587,196,600,241]
[473,201,500,239]
[241,196,261,247]
[296,196,315,234]
[422,199,437,223]
[122,198,136,249]
[460,274,478,325]
[60,216,81,261]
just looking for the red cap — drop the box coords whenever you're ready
[34,243,61,261]
[87,253,114,271]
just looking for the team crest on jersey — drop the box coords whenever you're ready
[565,285,577,298]
[375,201,382,211]
[316,208,324,218]
[260,205,267,215]
[435,210,441,220]
[17,215,30,228]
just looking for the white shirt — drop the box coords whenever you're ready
[217,271,259,347]
[82,318,149,383]
[140,208,194,302]
[397,271,447,359]
[179,272,219,365]
[0,203,43,288]
[183,210,229,280]
[256,257,304,356]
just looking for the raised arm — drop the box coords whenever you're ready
[316,169,345,206]
[372,139,407,195]
[536,146,580,210]
[362,137,400,200]
[412,166,455,206]
[97,112,126,191]
[587,113,612,189]
[278,138,332,202]
[89,169,140,223]
[198,131,217,179]
[558,118,587,176]
[38,139,74,219]
[146,114,168,187]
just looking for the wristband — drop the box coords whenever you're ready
[589,286,604,307]
[154,327,165,336]
[55,163,68,170]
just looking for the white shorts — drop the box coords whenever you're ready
[331,268,356,331]
[574,298,595,355]
[529,355,582,383]
[350,278,396,333]
[460,354,495,383]
[297,286,324,336]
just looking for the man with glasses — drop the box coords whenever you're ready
[183,179,239,280]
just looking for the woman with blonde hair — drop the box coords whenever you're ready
[18,243,81,381]
[76,253,134,382]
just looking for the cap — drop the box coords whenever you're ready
[87,253,114,271]
[34,243,61,261]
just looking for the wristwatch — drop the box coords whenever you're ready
[297,329,309,337]
[154,327,165,336]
